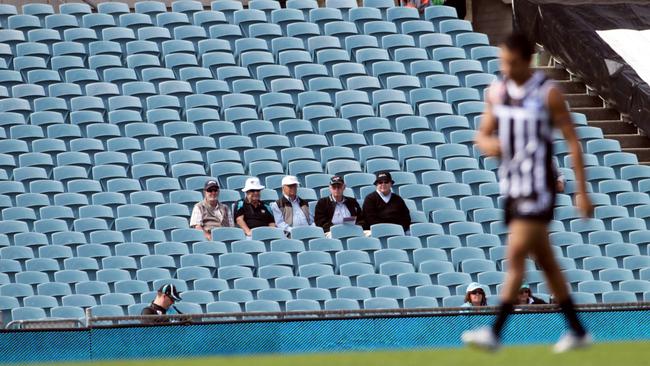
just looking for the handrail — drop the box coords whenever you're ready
[3,302,647,330]
[5,318,85,330]
[83,301,650,328]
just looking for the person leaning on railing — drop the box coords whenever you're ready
[141,284,182,324]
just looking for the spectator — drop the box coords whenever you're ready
[518,284,547,305]
[271,175,315,236]
[189,180,234,241]
[362,171,411,232]
[314,176,367,237]
[234,177,276,237]
[462,282,488,307]
[141,284,182,324]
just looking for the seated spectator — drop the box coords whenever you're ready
[462,282,488,307]
[271,175,315,236]
[362,171,411,232]
[314,176,367,237]
[190,180,234,241]
[518,283,547,305]
[141,284,182,324]
[235,177,276,237]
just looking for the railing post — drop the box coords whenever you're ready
[85,307,92,328]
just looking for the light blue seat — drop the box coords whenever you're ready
[324,298,359,310]
[605,242,641,267]
[212,227,246,245]
[285,299,321,311]
[577,280,612,302]
[218,289,254,304]
[602,290,638,304]
[600,268,635,291]
[51,305,85,319]
[567,292,596,304]
[583,256,618,280]
[437,272,472,296]
[411,285,450,304]
[363,297,399,309]
[11,307,47,322]
[623,256,650,278]
[206,300,242,314]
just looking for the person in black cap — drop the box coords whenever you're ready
[362,171,411,232]
[314,176,367,237]
[141,284,182,324]
[190,180,233,241]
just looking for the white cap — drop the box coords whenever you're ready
[281,175,300,186]
[466,282,485,293]
[242,177,265,192]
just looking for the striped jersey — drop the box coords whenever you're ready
[490,71,556,214]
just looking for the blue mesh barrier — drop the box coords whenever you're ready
[1,310,649,364]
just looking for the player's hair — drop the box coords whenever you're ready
[502,32,535,61]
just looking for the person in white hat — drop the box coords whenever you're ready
[462,282,488,307]
[234,177,276,237]
[270,175,314,236]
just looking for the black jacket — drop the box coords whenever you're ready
[529,296,547,305]
[362,191,411,231]
[314,195,365,233]
[141,303,169,324]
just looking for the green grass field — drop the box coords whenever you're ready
[40,342,650,366]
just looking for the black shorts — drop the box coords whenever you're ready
[504,195,555,224]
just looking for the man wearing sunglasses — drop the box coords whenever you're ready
[362,171,411,232]
[190,180,233,241]
[235,177,276,238]
[314,176,366,237]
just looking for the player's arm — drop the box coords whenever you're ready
[549,87,593,218]
[475,97,501,157]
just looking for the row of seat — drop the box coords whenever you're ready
[6,288,650,324]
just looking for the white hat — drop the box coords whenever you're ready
[466,282,485,293]
[242,177,265,192]
[281,175,300,186]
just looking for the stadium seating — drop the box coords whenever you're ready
[0,1,646,325]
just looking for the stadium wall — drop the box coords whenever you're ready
[1,309,649,364]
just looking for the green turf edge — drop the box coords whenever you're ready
[20,341,650,366]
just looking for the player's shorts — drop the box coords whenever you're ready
[504,194,555,224]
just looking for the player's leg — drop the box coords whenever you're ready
[462,219,534,350]
[531,232,591,352]
[491,219,536,336]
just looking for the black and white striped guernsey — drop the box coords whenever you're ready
[492,71,556,217]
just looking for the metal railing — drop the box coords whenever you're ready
[85,301,650,328]
[3,302,648,330]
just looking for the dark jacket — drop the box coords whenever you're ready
[141,303,169,324]
[362,191,411,231]
[529,296,547,305]
[314,195,366,233]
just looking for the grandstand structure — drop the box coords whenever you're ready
[0,0,649,329]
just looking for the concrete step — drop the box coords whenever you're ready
[588,120,637,135]
[533,67,570,80]
[565,94,603,108]
[624,148,650,162]
[556,80,587,94]
[606,134,650,148]
[570,107,620,121]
